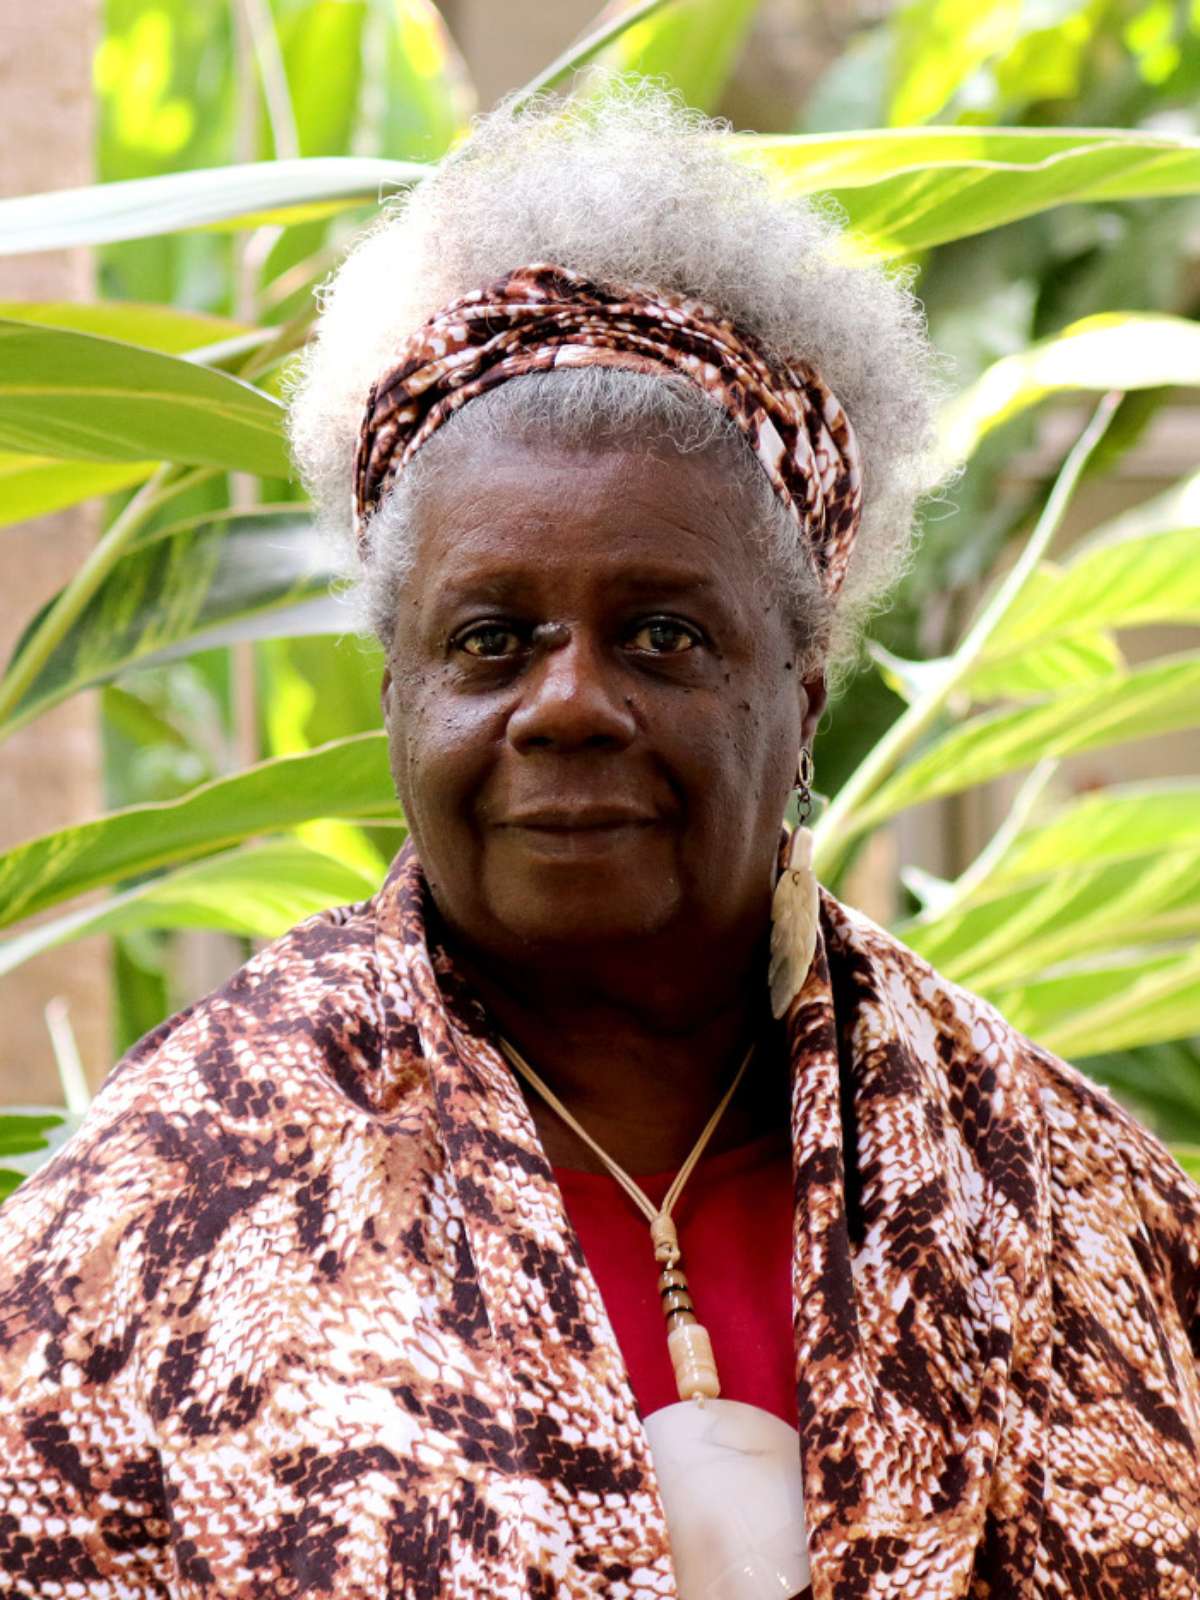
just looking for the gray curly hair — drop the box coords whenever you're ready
[287,82,947,675]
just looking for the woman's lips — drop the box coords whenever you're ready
[497,809,663,856]
[501,807,659,830]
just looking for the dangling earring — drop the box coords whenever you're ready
[768,748,820,1020]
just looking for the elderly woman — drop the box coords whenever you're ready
[2,88,1199,1600]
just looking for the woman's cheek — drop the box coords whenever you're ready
[398,688,501,840]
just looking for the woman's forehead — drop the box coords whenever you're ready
[404,434,764,594]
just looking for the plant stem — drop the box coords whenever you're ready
[812,391,1122,878]
[237,0,300,163]
[0,465,216,740]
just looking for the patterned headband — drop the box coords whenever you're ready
[352,263,863,599]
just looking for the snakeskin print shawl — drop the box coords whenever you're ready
[2,842,1199,1599]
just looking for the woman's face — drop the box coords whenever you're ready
[382,434,825,967]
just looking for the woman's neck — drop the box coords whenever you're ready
[444,930,790,1176]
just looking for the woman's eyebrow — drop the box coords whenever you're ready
[607,568,719,599]
[427,572,531,614]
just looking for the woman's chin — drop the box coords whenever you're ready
[481,834,682,948]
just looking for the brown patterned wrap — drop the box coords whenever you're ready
[351,264,864,599]
[1,843,1199,1597]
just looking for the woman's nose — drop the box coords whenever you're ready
[506,630,637,753]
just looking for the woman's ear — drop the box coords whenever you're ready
[800,673,827,746]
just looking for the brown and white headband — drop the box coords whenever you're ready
[351,263,863,599]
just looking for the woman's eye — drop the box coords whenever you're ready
[456,624,524,659]
[628,618,700,655]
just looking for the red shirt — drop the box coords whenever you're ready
[555,1130,796,1423]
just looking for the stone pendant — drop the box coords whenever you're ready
[643,1398,811,1600]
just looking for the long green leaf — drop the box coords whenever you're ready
[0,840,381,978]
[901,846,1200,990]
[590,0,759,110]
[4,127,1198,258]
[4,510,341,725]
[878,601,1126,705]
[856,652,1200,830]
[0,1112,64,1157]
[0,302,251,353]
[0,322,288,476]
[0,157,427,254]
[737,127,1200,256]
[0,733,395,930]
[280,1,365,159]
[0,453,155,530]
[989,782,1200,884]
[964,628,1122,700]
[910,511,1200,703]
[941,314,1200,462]
[0,1108,79,1199]
[984,526,1200,656]
[990,947,1200,1059]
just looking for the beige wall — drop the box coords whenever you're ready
[0,0,108,1105]
[443,0,598,105]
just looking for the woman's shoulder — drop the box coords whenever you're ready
[0,888,426,1253]
[110,889,391,1103]
[820,888,1200,1302]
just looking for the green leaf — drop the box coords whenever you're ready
[989,782,1200,885]
[3,509,341,725]
[281,2,366,159]
[940,313,1200,462]
[0,452,155,529]
[982,526,1200,662]
[0,841,381,977]
[0,1106,82,1193]
[590,0,760,110]
[856,652,1200,830]
[736,127,1200,257]
[382,0,475,161]
[900,843,1200,990]
[0,157,427,254]
[0,301,251,353]
[964,629,1123,699]
[0,322,288,476]
[0,733,396,930]
[989,945,1200,1059]
[101,684,191,750]
[890,577,1128,702]
[7,126,1199,259]
[0,1112,64,1157]
[887,0,1026,125]
[1170,1145,1200,1184]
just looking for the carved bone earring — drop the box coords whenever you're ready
[768,748,820,1020]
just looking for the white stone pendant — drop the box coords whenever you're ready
[643,1399,811,1600]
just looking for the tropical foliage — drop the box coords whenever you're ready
[2,0,1199,1186]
